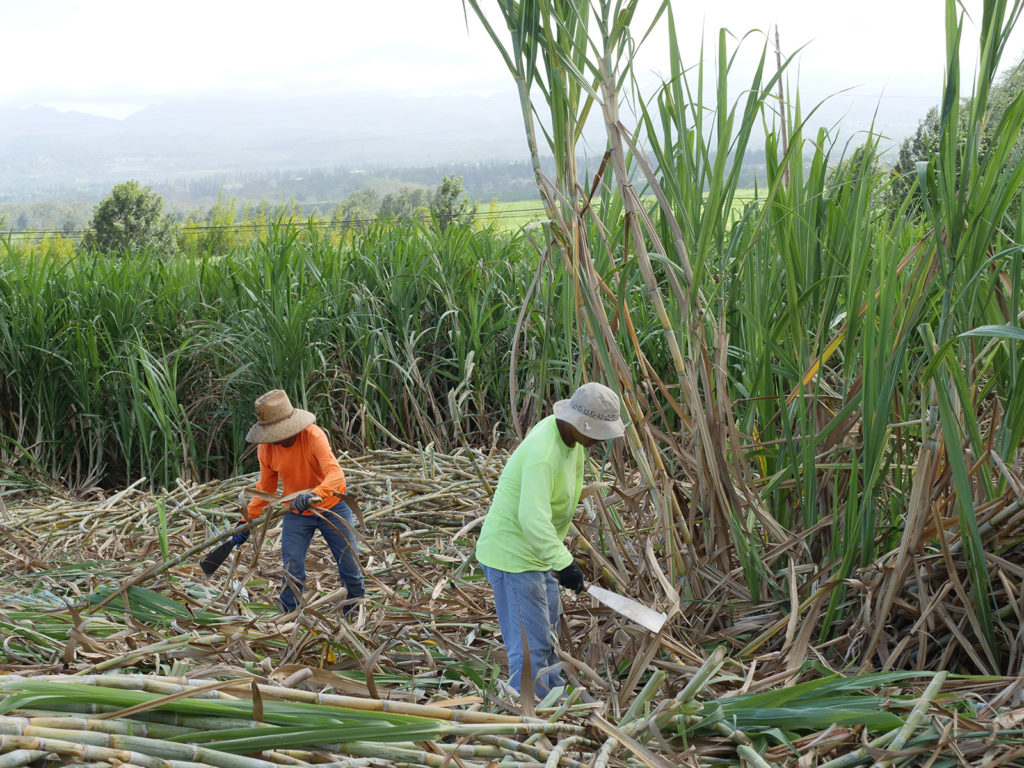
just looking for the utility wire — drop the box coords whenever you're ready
[2,204,553,239]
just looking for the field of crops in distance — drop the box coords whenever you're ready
[478,189,759,233]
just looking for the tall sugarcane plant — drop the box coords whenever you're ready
[466,0,1024,673]
[0,221,556,487]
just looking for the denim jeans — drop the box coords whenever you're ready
[482,564,565,697]
[280,500,364,614]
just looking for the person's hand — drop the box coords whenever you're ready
[292,492,320,512]
[556,562,585,593]
[231,521,249,546]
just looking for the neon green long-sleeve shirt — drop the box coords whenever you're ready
[475,415,584,572]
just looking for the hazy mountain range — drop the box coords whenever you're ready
[0,87,932,209]
[0,92,534,202]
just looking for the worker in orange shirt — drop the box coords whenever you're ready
[235,389,365,616]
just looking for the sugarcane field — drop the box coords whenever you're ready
[6,1,1024,767]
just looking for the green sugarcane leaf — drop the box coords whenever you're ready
[960,324,1024,342]
[0,682,433,729]
[193,722,446,752]
[86,586,224,626]
[706,700,904,732]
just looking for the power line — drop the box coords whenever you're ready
[1,204,554,240]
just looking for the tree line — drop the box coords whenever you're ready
[3,175,479,258]
[0,159,545,235]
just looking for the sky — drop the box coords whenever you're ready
[1,0,1022,120]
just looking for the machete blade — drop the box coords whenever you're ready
[586,584,667,633]
[200,539,237,576]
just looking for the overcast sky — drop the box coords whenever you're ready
[2,0,1021,119]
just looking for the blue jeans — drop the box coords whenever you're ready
[280,500,364,614]
[482,564,565,697]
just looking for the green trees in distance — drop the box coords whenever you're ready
[332,176,477,232]
[888,54,1024,210]
[431,174,478,233]
[83,180,179,257]
[380,186,430,221]
[52,175,481,258]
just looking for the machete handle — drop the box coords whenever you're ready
[243,485,364,524]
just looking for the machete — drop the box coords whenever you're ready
[199,537,239,576]
[201,487,362,576]
[199,488,304,576]
[199,512,275,576]
[586,584,668,633]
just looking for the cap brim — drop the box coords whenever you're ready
[553,399,624,441]
[246,409,316,444]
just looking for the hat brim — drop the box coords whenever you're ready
[246,409,316,444]
[553,399,625,441]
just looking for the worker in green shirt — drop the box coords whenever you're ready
[475,381,625,698]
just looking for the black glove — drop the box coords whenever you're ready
[556,562,585,593]
[231,521,249,546]
[292,491,320,512]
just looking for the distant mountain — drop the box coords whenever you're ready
[0,92,535,202]
[0,105,119,138]
[0,86,932,206]
[121,92,530,151]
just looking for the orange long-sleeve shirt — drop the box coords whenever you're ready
[245,424,347,520]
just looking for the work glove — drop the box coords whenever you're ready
[556,562,585,594]
[292,492,320,512]
[231,521,249,546]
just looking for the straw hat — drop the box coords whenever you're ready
[245,389,316,444]
[553,382,625,441]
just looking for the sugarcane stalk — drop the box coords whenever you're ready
[588,650,723,765]
[474,732,589,768]
[44,674,527,725]
[6,678,565,737]
[592,738,617,768]
[0,749,49,768]
[331,741,493,768]
[737,744,776,767]
[674,646,728,706]
[544,735,591,768]
[0,723,278,768]
[622,670,668,724]
[0,734,200,768]
[586,669,674,768]
[420,742,504,758]
[0,714,192,740]
[868,671,947,768]
[814,726,904,768]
